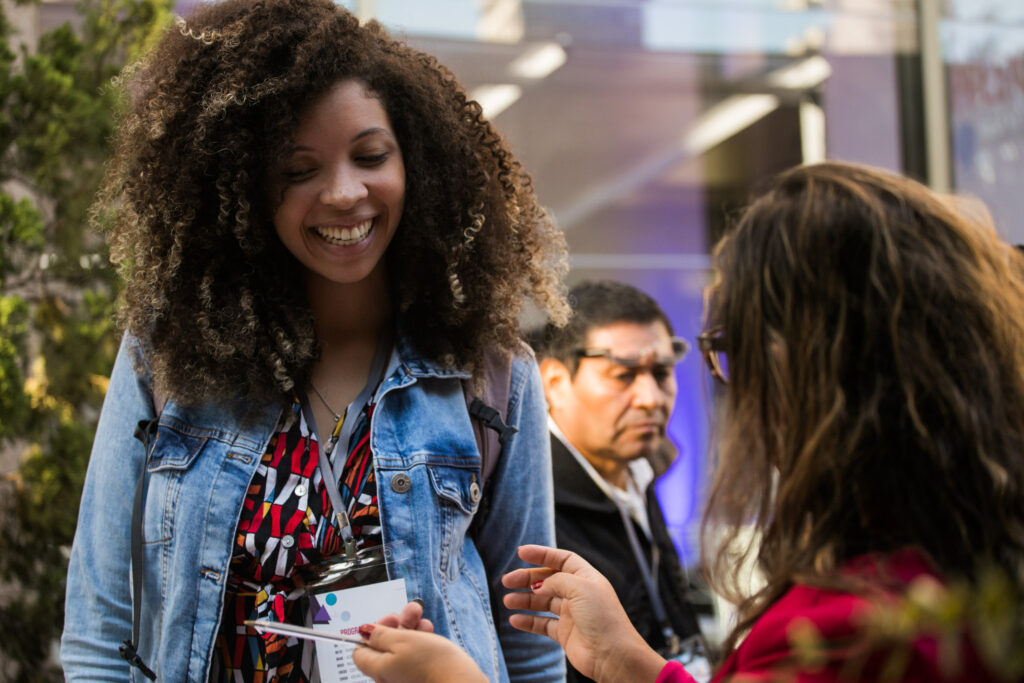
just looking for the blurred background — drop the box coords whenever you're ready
[1,0,1023,679]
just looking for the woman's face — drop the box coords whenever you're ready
[271,79,405,289]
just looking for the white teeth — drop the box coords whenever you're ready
[313,219,373,245]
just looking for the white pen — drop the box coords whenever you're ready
[244,620,371,648]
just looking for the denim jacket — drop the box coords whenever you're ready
[61,332,564,682]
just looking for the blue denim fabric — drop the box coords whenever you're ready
[61,332,564,682]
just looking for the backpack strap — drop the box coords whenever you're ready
[464,349,516,536]
[121,418,158,680]
[121,368,162,679]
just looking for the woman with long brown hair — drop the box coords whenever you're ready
[353,161,1024,682]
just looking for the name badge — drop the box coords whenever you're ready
[310,578,408,683]
[669,634,713,683]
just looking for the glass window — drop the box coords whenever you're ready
[943,0,1024,244]
[363,0,927,564]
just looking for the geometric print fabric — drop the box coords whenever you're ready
[211,395,381,682]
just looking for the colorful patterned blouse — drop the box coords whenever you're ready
[209,395,381,682]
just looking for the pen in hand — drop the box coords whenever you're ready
[244,619,373,648]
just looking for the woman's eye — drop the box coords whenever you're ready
[282,167,315,180]
[356,152,389,166]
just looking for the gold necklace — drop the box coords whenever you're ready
[309,381,342,423]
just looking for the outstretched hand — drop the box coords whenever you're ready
[501,544,667,683]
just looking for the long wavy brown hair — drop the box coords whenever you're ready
[702,161,1024,653]
[96,0,568,404]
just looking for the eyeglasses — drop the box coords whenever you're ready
[574,336,690,368]
[575,337,689,389]
[696,326,728,384]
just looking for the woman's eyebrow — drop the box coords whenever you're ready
[352,126,394,142]
[288,127,394,153]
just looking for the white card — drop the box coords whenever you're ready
[310,578,408,683]
[681,656,712,683]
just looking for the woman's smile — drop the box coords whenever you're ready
[310,217,375,246]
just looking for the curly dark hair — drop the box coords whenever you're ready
[703,161,1024,653]
[97,0,569,404]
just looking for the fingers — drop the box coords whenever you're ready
[396,601,424,630]
[361,623,403,652]
[372,602,434,633]
[507,612,559,640]
[501,566,554,590]
[516,544,595,575]
[350,641,385,677]
[375,613,401,628]
[502,589,560,615]
[502,545,600,590]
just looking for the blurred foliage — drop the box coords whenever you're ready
[786,567,1024,682]
[859,569,1024,681]
[0,0,170,680]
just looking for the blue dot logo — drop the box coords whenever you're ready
[325,593,337,606]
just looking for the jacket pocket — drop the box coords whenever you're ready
[425,463,481,580]
[426,464,482,516]
[142,421,210,544]
[146,418,209,472]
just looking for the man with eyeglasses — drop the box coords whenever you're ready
[530,280,707,683]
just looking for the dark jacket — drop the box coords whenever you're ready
[551,434,702,683]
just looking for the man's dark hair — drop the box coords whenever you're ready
[532,280,673,375]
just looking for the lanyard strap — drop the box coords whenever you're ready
[614,493,681,655]
[302,333,392,559]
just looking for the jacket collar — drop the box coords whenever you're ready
[550,432,621,513]
[394,320,472,380]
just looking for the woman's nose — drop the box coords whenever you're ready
[320,165,368,208]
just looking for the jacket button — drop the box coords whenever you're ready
[281,535,295,549]
[390,473,412,494]
[469,481,481,503]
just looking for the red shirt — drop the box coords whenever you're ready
[658,550,1001,683]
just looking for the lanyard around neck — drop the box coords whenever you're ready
[613,485,681,654]
[302,332,392,559]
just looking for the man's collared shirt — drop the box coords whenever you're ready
[548,416,653,538]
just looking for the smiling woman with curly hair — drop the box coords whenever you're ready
[61,0,569,680]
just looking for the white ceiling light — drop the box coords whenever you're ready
[683,94,780,155]
[766,55,832,90]
[470,84,522,119]
[477,0,524,44]
[509,41,567,80]
[799,99,827,163]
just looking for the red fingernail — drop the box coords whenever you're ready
[358,624,375,639]
[531,580,544,590]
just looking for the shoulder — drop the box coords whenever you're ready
[744,583,869,652]
[504,340,537,380]
[493,340,541,410]
[745,550,942,654]
[716,584,874,681]
[725,551,996,683]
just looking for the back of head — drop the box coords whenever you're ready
[704,161,1024,626]
[533,280,673,374]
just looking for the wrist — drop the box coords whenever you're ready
[592,636,667,683]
